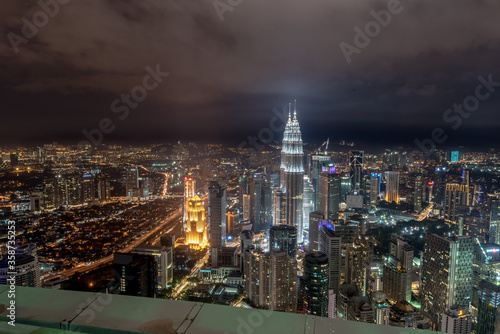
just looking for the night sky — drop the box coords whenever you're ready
[2,0,500,150]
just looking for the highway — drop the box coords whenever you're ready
[173,250,209,299]
[416,203,433,221]
[55,207,182,278]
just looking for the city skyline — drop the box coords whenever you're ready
[2,1,500,334]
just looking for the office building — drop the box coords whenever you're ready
[385,171,400,204]
[279,102,304,242]
[269,224,297,258]
[113,252,156,298]
[489,200,500,243]
[132,245,173,290]
[414,174,423,212]
[310,153,331,211]
[308,211,324,251]
[434,166,447,206]
[471,242,500,324]
[242,194,251,221]
[476,278,500,334]
[303,252,329,317]
[208,181,226,266]
[225,209,238,238]
[126,166,145,199]
[340,175,351,202]
[349,151,363,192]
[185,194,208,248]
[183,173,196,232]
[303,176,314,239]
[318,168,341,220]
[319,221,342,293]
[369,173,381,207]
[249,173,262,233]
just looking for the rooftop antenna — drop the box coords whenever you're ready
[293,99,297,119]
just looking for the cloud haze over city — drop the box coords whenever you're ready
[2,0,500,148]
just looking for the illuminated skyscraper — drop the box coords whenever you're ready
[450,151,460,163]
[310,153,331,210]
[414,175,423,212]
[318,168,341,220]
[279,101,304,242]
[183,173,196,233]
[349,151,364,192]
[383,237,413,303]
[319,221,342,293]
[244,248,297,313]
[489,200,500,243]
[444,183,470,222]
[270,224,297,258]
[208,181,226,266]
[303,251,329,317]
[385,171,400,204]
[369,173,381,207]
[185,194,207,248]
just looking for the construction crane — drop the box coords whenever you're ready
[316,138,329,155]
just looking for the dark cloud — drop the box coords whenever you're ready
[1,0,500,149]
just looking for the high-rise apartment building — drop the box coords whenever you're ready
[345,238,374,294]
[0,244,40,288]
[444,183,470,222]
[383,237,414,303]
[421,234,474,326]
[441,307,472,334]
[244,248,297,312]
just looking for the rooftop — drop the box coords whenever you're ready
[0,286,442,333]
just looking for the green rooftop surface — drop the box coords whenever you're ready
[0,286,442,334]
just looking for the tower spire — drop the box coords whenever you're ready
[288,103,292,121]
[293,99,297,120]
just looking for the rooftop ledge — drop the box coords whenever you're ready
[0,286,440,334]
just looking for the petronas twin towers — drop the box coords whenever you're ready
[279,101,304,242]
